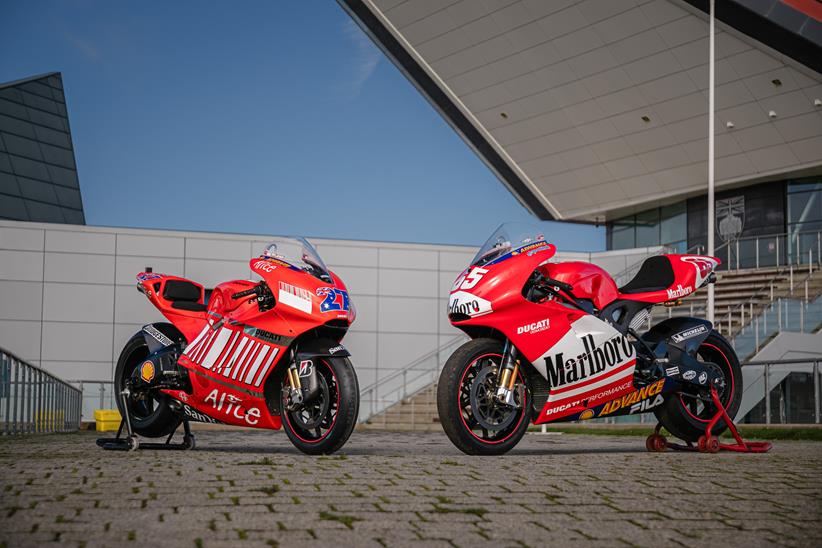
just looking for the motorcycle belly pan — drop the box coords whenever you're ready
[533,315,636,423]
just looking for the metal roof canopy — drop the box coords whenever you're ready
[339,0,822,223]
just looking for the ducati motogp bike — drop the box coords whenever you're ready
[438,223,742,455]
[113,237,359,454]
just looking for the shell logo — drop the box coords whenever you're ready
[140,361,155,383]
[579,409,595,420]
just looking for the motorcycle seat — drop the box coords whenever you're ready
[163,279,207,312]
[618,255,675,294]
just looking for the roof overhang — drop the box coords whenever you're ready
[339,0,822,223]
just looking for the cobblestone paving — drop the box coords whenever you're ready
[0,430,820,547]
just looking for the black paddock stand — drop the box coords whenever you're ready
[96,388,195,451]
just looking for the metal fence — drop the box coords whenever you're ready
[69,380,117,422]
[0,347,82,435]
[742,358,821,425]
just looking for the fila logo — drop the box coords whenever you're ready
[181,326,279,387]
[298,360,313,377]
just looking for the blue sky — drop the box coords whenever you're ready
[0,1,604,250]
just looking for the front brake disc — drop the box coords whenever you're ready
[469,365,517,431]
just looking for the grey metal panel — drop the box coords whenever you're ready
[377,333,439,372]
[0,249,43,281]
[42,282,114,323]
[45,230,114,254]
[113,286,164,324]
[185,238,250,261]
[43,252,114,284]
[325,265,378,297]
[378,297,438,334]
[379,268,437,298]
[0,319,41,362]
[0,280,42,320]
[116,233,185,258]
[378,247,438,269]
[40,321,113,362]
[0,226,43,251]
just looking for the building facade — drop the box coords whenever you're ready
[0,72,85,224]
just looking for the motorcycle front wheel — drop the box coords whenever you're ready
[279,357,359,455]
[437,338,530,455]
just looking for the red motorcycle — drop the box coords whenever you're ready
[438,223,742,455]
[110,238,359,454]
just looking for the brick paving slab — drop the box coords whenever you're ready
[0,430,820,547]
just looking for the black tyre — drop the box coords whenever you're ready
[655,331,742,442]
[114,333,181,438]
[437,338,530,455]
[280,357,359,455]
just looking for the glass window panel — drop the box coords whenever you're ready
[9,154,50,181]
[635,209,660,247]
[46,164,79,188]
[25,200,65,223]
[788,181,822,193]
[3,134,43,161]
[0,98,29,119]
[660,202,687,245]
[611,217,635,249]
[788,190,822,224]
[39,142,75,169]
[33,125,70,148]
[0,113,36,138]
[0,195,29,220]
[0,171,20,196]
[17,176,59,204]
[0,152,12,171]
[53,185,82,209]
[26,108,65,131]
[62,207,85,224]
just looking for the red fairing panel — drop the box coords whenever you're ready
[540,261,618,310]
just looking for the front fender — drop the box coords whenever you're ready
[295,338,351,360]
[642,317,712,355]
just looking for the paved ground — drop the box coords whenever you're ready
[0,430,820,547]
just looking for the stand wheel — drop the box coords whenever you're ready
[645,434,667,452]
[183,435,196,450]
[128,435,140,452]
[705,435,720,453]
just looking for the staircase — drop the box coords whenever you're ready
[359,384,440,431]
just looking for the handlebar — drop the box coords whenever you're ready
[232,286,260,300]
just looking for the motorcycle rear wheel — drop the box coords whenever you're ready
[654,331,742,442]
[114,333,181,438]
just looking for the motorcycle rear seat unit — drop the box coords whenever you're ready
[618,255,675,294]
[163,280,207,312]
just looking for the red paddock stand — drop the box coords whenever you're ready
[646,386,772,454]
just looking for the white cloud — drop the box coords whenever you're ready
[338,17,381,98]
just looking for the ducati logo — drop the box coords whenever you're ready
[517,318,550,335]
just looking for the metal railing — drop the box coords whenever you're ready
[714,230,822,272]
[0,347,82,435]
[743,358,821,424]
[69,380,117,422]
[359,335,467,423]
